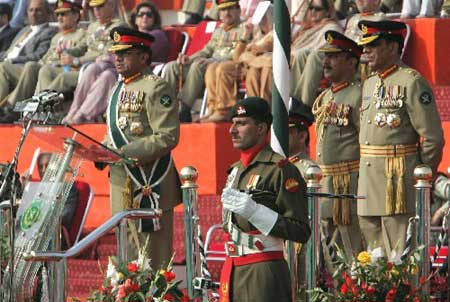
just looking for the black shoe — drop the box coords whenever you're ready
[179,103,192,123]
[0,111,20,124]
[184,13,202,24]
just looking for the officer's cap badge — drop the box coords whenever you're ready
[361,24,368,35]
[326,33,333,44]
[236,105,246,115]
[113,31,121,43]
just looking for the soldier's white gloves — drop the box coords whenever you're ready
[221,188,278,235]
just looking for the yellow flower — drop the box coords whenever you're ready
[410,263,419,274]
[116,272,124,280]
[391,268,399,276]
[357,251,372,266]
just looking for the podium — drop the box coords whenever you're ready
[1,125,125,302]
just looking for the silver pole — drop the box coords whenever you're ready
[414,164,432,295]
[304,165,322,299]
[117,219,128,263]
[180,166,199,299]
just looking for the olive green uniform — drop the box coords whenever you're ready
[222,145,311,302]
[5,28,86,106]
[35,19,125,95]
[163,23,242,107]
[358,62,444,254]
[312,81,363,259]
[106,68,181,269]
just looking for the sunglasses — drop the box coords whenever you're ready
[136,11,153,18]
[56,11,70,17]
[309,5,325,11]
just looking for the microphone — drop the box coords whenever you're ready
[13,91,64,113]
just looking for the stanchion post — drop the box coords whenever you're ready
[304,165,322,297]
[180,166,199,299]
[117,219,128,263]
[414,164,432,295]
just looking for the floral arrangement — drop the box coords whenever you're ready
[87,250,189,302]
[309,246,433,302]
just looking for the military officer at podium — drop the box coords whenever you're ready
[311,31,364,261]
[357,20,444,255]
[105,27,181,268]
[163,0,242,122]
[220,97,310,302]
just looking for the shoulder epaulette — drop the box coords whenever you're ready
[146,74,161,81]
[289,156,299,163]
[399,66,422,79]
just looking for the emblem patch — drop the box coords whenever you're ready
[113,31,121,42]
[21,199,42,231]
[160,94,172,107]
[419,91,432,105]
[236,105,246,115]
[284,178,299,192]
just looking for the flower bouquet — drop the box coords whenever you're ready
[309,246,432,302]
[87,251,189,302]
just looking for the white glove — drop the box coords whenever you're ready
[221,187,278,235]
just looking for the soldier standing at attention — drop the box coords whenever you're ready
[220,97,311,302]
[312,30,364,260]
[357,20,444,255]
[34,0,126,97]
[163,0,242,122]
[105,27,181,268]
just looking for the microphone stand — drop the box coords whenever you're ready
[0,95,54,301]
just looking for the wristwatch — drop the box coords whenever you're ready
[73,57,81,67]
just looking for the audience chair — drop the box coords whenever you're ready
[62,180,94,248]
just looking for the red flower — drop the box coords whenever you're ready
[361,282,367,290]
[127,263,139,273]
[419,276,426,285]
[387,262,393,270]
[129,283,140,292]
[180,295,190,302]
[367,286,376,294]
[341,283,348,295]
[345,276,353,286]
[163,270,176,282]
[163,293,175,302]
[386,288,396,300]
[351,285,359,296]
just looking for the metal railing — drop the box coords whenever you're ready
[23,208,162,302]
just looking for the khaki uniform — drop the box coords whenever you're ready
[220,145,310,302]
[182,0,219,20]
[164,23,242,107]
[358,62,444,254]
[35,19,125,95]
[5,28,86,106]
[312,80,364,263]
[106,68,181,268]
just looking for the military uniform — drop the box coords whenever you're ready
[357,20,444,254]
[35,4,126,95]
[164,14,242,110]
[6,28,86,106]
[220,97,310,302]
[106,27,181,268]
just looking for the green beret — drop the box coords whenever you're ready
[229,97,273,124]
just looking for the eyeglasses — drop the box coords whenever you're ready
[308,5,325,11]
[136,11,153,18]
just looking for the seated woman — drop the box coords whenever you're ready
[201,4,273,123]
[290,0,342,106]
[63,1,168,124]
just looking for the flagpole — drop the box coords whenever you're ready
[271,1,297,301]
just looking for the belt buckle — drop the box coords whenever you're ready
[225,241,241,257]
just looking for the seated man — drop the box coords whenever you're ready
[163,0,242,122]
[0,3,19,52]
[0,0,56,105]
[0,0,85,123]
[33,0,126,104]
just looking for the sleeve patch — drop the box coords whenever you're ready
[284,178,299,192]
[160,94,172,107]
[419,91,433,105]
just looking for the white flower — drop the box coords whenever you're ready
[106,257,119,288]
[389,249,402,265]
[368,246,385,263]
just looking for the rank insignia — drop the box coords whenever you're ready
[118,116,128,129]
[326,32,333,44]
[130,122,144,135]
[160,94,172,107]
[113,31,121,42]
[419,91,433,105]
[236,105,246,115]
[361,24,368,35]
[284,178,299,192]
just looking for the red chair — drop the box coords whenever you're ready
[164,27,190,61]
[62,180,93,248]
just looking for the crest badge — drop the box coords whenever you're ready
[113,31,121,43]
[236,105,246,115]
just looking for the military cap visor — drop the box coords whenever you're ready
[109,27,155,53]
[217,0,239,10]
[229,97,273,124]
[54,0,82,13]
[319,30,362,58]
[89,0,107,7]
[288,98,314,128]
[357,20,407,46]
